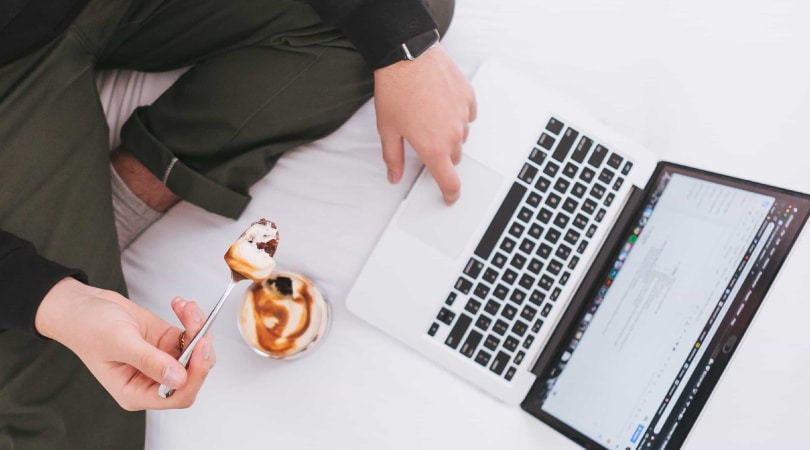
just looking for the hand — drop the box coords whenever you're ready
[35,277,215,410]
[374,43,477,204]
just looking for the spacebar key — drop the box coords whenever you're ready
[474,182,527,260]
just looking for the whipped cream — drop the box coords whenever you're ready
[239,272,329,359]
[224,219,279,282]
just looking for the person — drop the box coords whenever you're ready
[0,0,476,448]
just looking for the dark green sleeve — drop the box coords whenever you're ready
[0,229,86,335]
[305,0,438,69]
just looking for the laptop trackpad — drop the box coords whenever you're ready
[397,157,504,260]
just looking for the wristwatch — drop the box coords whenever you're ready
[401,28,440,61]
[378,28,440,67]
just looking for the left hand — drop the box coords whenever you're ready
[373,43,477,205]
[35,277,215,410]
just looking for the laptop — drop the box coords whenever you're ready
[345,61,810,449]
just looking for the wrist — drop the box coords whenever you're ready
[35,277,90,341]
[373,43,447,86]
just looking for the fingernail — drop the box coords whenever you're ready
[203,340,212,361]
[387,169,396,184]
[162,365,183,389]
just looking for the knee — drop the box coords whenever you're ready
[425,0,455,38]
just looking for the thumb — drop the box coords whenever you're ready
[119,333,188,390]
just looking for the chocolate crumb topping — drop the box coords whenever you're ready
[256,239,278,256]
[270,276,293,295]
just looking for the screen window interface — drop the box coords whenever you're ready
[535,168,807,449]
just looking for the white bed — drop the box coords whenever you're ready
[106,1,810,448]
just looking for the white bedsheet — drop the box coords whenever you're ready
[113,1,810,449]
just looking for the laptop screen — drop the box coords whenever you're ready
[521,162,810,449]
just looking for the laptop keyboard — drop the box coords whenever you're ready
[426,116,634,382]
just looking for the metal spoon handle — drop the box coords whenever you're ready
[159,273,241,398]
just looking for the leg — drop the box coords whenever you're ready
[0,1,145,448]
[103,0,454,218]
[0,331,144,450]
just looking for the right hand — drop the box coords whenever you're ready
[35,277,215,410]
[373,43,477,205]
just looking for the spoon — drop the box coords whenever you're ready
[159,270,246,398]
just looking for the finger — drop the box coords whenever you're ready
[468,88,478,122]
[450,141,463,166]
[170,296,187,318]
[173,297,206,337]
[164,336,214,408]
[425,156,461,205]
[116,331,188,391]
[380,132,405,184]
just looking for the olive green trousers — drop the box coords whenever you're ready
[0,0,452,448]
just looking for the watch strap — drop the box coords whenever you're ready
[376,28,441,68]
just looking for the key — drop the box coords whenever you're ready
[474,183,527,260]
[519,163,539,184]
[529,147,547,166]
[465,298,481,314]
[463,258,484,279]
[490,351,510,375]
[571,136,593,163]
[504,336,519,351]
[545,117,564,134]
[437,307,455,325]
[445,314,472,349]
[455,277,472,294]
[502,304,517,320]
[537,133,554,150]
[475,315,492,331]
[588,144,608,167]
[484,335,500,351]
[520,305,537,322]
[552,128,579,161]
[460,330,483,357]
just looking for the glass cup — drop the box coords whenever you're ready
[237,271,330,360]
